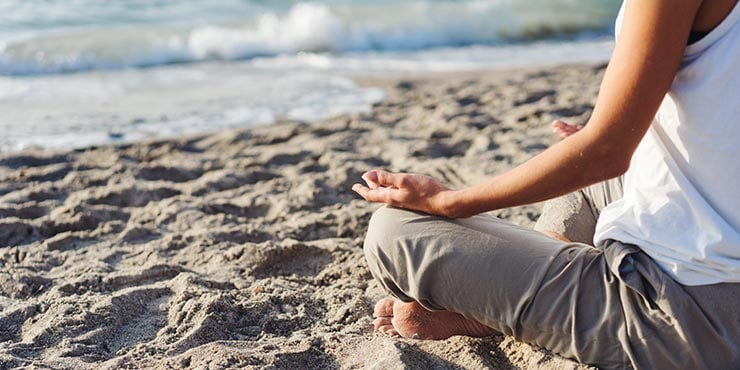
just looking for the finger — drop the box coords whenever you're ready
[552,119,579,131]
[352,184,394,204]
[552,119,574,130]
[553,127,568,139]
[362,171,380,189]
[374,170,407,188]
[554,128,571,139]
[552,120,583,138]
[352,184,371,200]
[552,120,569,137]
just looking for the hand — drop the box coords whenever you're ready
[352,170,454,217]
[552,119,584,138]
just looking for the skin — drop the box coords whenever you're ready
[353,0,737,340]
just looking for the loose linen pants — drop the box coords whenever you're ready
[363,178,740,369]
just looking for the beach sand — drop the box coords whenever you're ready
[0,63,604,369]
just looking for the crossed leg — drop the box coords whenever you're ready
[364,175,623,342]
[361,171,738,369]
[362,205,583,343]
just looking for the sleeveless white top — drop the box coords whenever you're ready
[594,1,740,285]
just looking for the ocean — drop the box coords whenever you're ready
[0,0,621,152]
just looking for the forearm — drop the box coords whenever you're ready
[355,0,699,220]
[443,127,628,218]
[444,0,699,219]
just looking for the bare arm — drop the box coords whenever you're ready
[354,0,701,218]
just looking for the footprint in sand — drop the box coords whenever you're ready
[136,165,204,183]
[251,242,333,279]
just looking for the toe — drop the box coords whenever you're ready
[373,298,396,318]
[373,317,393,330]
[377,324,400,337]
[374,316,400,337]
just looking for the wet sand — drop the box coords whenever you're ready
[0,63,604,369]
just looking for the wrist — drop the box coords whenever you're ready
[439,189,465,218]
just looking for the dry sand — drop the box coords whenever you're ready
[0,63,605,369]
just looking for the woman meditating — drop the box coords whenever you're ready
[352,0,740,368]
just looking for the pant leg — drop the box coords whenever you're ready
[364,206,630,367]
[364,205,740,369]
[604,242,740,369]
[534,176,624,244]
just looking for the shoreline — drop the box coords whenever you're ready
[0,36,613,155]
[0,63,603,369]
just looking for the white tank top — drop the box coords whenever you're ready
[594,1,740,285]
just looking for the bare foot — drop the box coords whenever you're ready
[372,298,497,340]
[552,119,584,138]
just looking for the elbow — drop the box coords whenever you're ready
[577,123,637,181]
[582,133,633,181]
[595,152,631,181]
[609,157,631,178]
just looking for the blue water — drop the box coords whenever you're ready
[0,0,620,75]
[0,0,620,152]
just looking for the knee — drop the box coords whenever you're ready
[363,205,402,266]
[363,206,424,276]
[363,206,420,302]
[362,206,455,309]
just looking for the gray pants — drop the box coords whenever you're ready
[363,178,740,369]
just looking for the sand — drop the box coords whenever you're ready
[0,63,604,369]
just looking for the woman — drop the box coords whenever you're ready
[352,0,740,368]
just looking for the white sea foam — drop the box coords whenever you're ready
[0,0,619,75]
[189,3,344,59]
[0,63,385,152]
[0,0,618,153]
[0,37,613,153]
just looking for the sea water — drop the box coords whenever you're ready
[0,0,620,152]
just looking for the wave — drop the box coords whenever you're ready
[0,0,620,76]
